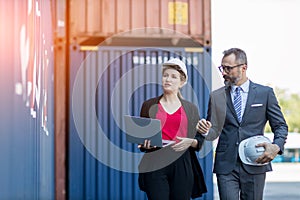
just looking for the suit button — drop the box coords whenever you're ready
[236,142,239,146]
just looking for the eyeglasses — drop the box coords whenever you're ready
[218,64,244,73]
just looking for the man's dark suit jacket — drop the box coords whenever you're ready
[206,81,288,175]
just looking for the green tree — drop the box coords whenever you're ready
[265,87,300,133]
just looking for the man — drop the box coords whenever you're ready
[197,48,288,200]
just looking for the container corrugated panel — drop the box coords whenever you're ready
[69,45,214,199]
[0,0,55,199]
[70,0,211,46]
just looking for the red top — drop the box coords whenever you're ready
[156,103,188,141]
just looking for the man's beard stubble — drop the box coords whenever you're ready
[223,70,242,87]
[223,75,236,87]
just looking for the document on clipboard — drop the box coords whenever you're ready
[124,115,176,148]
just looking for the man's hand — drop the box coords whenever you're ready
[255,143,280,164]
[196,119,212,134]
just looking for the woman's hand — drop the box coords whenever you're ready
[138,139,157,151]
[172,136,197,152]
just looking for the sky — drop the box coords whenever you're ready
[211,0,300,94]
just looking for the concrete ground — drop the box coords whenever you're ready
[213,163,300,200]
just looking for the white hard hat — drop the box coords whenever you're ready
[162,58,188,85]
[238,135,272,166]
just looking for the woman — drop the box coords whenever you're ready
[138,58,207,200]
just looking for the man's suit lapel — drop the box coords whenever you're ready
[241,81,257,124]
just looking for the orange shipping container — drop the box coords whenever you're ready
[70,0,211,46]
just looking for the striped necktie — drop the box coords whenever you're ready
[233,87,242,122]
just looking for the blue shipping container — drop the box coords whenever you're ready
[69,45,214,199]
[0,0,55,199]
